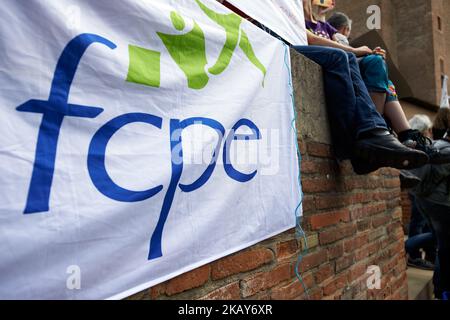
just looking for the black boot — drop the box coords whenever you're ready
[351,129,429,175]
[399,129,450,164]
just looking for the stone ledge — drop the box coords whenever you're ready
[291,49,331,145]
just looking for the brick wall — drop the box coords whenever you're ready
[128,51,408,301]
[401,190,412,235]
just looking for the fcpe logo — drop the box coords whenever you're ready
[16,0,265,260]
[127,0,266,89]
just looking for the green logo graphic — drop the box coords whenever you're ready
[126,0,266,90]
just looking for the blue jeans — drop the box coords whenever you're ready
[293,46,388,159]
[415,197,450,299]
[405,232,436,260]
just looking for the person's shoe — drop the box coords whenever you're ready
[399,170,421,189]
[399,129,450,164]
[352,130,429,175]
[407,257,435,271]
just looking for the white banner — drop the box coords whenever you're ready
[0,0,301,299]
[441,75,449,109]
[226,0,308,46]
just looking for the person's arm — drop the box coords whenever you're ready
[306,30,372,57]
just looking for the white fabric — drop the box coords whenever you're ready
[226,0,308,45]
[441,75,449,109]
[0,0,301,299]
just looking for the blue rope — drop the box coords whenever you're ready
[283,43,310,300]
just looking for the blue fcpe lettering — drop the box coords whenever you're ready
[17,33,116,214]
[18,34,261,260]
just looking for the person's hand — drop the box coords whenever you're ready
[373,47,387,59]
[352,46,373,57]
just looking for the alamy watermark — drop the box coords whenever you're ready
[366,265,381,290]
[367,5,381,30]
[66,265,81,290]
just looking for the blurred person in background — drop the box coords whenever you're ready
[404,115,437,271]
[411,126,450,299]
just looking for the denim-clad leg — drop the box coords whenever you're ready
[293,46,387,158]
[405,232,435,260]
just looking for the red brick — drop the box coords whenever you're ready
[299,250,327,272]
[319,224,357,245]
[366,241,382,256]
[349,192,373,205]
[389,228,404,242]
[327,242,344,260]
[241,264,291,297]
[390,273,407,294]
[302,177,336,193]
[309,209,350,230]
[390,287,407,300]
[165,265,210,296]
[277,240,299,261]
[315,194,349,210]
[368,284,391,300]
[350,203,387,220]
[199,282,241,300]
[373,190,400,201]
[372,215,390,228]
[149,283,166,300]
[342,177,382,191]
[314,263,334,284]
[306,142,333,158]
[386,198,401,209]
[344,233,369,253]
[355,247,369,260]
[388,242,404,257]
[368,227,386,241]
[301,159,335,175]
[304,287,324,300]
[381,257,399,274]
[211,248,274,280]
[387,221,402,234]
[395,257,408,276]
[379,168,400,177]
[322,272,348,296]
[271,274,314,300]
[302,195,315,213]
[348,262,367,282]
[357,219,371,232]
[383,178,401,189]
[336,254,354,273]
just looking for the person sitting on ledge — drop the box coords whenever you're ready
[291,0,429,175]
[326,11,446,170]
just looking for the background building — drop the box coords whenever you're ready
[335,0,450,120]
